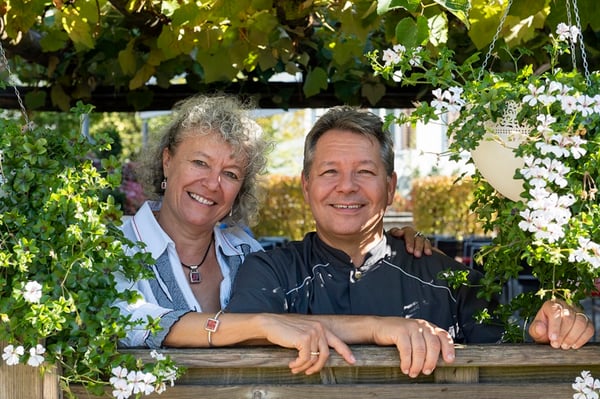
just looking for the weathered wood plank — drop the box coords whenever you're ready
[123,343,600,368]
[5,344,599,398]
[69,382,579,399]
[0,362,60,399]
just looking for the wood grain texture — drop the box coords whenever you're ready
[4,344,600,398]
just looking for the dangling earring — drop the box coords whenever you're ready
[161,178,167,190]
[229,209,233,217]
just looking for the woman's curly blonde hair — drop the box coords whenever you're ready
[138,94,270,226]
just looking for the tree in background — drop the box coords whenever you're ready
[1,1,598,112]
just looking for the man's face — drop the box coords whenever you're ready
[301,129,397,247]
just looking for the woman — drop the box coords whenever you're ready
[114,95,430,374]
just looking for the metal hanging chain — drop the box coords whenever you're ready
[569,0,591,86]
[477,0,514,81]
[0,40,30,128]
[478,0,590,87]
[0,39,35,186]
[564,0,578,72]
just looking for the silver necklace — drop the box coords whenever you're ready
[181,236,213,284]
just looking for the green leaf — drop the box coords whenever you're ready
[156,25,180,60]
[468,2,504,50]
[251,0,273,10]
[24,90,47,111]
[394,16,430,47]
[432,0,470,27]
[196,49,239,83]
[303,67,328,98]
[39,29,69,52]
[118,40,138,75]
[59,8,95,50]
[50,85,71,111]
[428,13,449,46]
[129,64,155,90]
[361,82,386,105]
[509,0,546,18]
[331,39,362,66]
[377,0,420,15]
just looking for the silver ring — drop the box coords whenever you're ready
[310,351,320,356]
[414,231,425,238]
[576,312,590,323]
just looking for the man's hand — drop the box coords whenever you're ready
[259,314,356,375]
[388,226,433,257]
[371,317,455,378]
[528,299,594,349]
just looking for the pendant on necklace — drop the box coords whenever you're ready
[189,266,202,284]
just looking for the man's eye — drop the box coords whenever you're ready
[358,169,376,175]
[321,169,337,176]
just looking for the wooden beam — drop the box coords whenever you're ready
[0,83,432,112]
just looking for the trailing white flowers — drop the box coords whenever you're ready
[573,371,600,399]
[2,340,178,399]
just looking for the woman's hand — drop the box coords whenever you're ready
[528,299,594,349]
[388,226,433,257]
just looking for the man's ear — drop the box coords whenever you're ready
[301,171,310,203]
[387,172,398,206]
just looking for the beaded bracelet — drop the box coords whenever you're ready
[205,309,223,347]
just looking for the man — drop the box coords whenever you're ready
[227,106,594,377]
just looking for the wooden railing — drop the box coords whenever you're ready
[2,344,600,398]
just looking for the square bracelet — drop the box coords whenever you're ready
[205,309,224,347]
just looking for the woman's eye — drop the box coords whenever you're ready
[193,160,208,167]
[224,171,240,180]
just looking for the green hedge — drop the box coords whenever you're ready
[410,175,486,239]
[253,175,315,240]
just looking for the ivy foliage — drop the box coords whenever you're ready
[0,102,179,396]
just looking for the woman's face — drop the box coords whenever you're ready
[160,130,246,231]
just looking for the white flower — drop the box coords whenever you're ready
[523,83,544,106]
[536,141,570,158]
[560,95,578,114]
[382,48,401,67]
[577,95,595,117]
[556,135,588,159]
[536,113,556,135]
[573,371,600,399]
[2,345,24,366]
[23,281,42,303]
[556,23,571,41]
[392,44,406,53]
[127,370,156,395]
[110,366,132,399]
[556,23,580,43]
[593,94,600,113]
[548,81,565,94]
[111,378,132,399]
[150,350,166,361]
[27,344,46,367]
[569,238,600,269]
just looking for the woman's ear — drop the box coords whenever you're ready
[162,147,171,177]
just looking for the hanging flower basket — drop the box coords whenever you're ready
[369,18,600,338]
[470,101,531,201]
